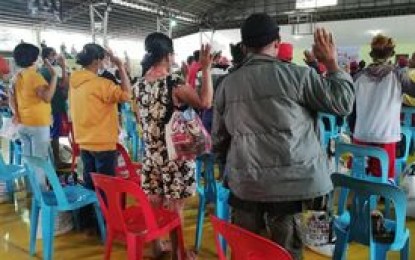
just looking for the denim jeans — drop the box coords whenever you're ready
[80,150,117,190]
[19,125,50,189]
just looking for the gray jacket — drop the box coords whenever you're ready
[212,54,355,202]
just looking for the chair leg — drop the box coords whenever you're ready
[29,199,40,256]
[215,185,230,254]
[41,206,56,260]
[371,243,388,260]
[333,224,349,260]
[93,203,106,243]
[71,209,81,231]
[6,180,14,202]
[126,233,144,260]
[104,231,114,260]
[194,194,206,251]
[401,237,410,260]
[174,225,186,260]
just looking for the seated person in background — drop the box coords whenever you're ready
[353,35,415,183]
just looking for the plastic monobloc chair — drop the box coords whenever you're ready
[331,173,410,260]
[25,156,106,260]
[91,173,185,260]
[210,215,293,260]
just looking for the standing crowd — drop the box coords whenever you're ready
[2,12,415,260]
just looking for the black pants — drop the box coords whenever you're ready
[230,194,305,260]
[81,150,117,190]
[80,150,117,230]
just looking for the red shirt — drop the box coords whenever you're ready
[186,61,201,89]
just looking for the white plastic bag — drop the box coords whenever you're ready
[0,117,19,140]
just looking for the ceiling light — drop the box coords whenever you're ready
[170,19,177,27]
[296,0,338,9]
[367,30,383,36]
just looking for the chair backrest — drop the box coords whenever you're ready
[24,156,69,207]
[331,173,407,248]
[117,143,133,167]
[0,153,8,174]
[318,113,337,136]
[401,106,415,128]
[91,173,157,234]
[398,127,412,160]
[335,143,389,214]
[210,216,293,260]
[115,143,141,183]
[195,154,216,199]
[335,143,389,183]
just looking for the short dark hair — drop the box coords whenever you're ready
[187,55,194,65]
[41,47,56,60]
[76,43,106,67]
[13,43,39,68]
[193,50,200,62]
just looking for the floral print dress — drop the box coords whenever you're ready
[134,73,196,200]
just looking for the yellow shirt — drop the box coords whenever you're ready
[15,66,51,126]
[69,70,130,151]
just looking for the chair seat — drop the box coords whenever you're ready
[42,185,98,210]
[122,206,181,241]
[335,212,410,251]
[0,165,26,181]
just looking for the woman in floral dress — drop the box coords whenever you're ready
[134,32,213,259]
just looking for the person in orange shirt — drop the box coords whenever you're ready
[69,43,131,191]
[9,43,57,188]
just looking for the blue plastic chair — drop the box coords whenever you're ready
[0,153,26,201]
[194,153,230,252]
[24,156,106,260]
[9,140,22,165]
[401,106,415,151]
[335,143,393,217]
[121,103,141,162]
[318,113,339,149]
[331,173,410,260]
[396,127,412,184]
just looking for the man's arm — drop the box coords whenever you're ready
[211,80,231,164]
[301,28,355,116]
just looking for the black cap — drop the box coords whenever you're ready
[241,13,280,48]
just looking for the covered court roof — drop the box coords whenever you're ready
[1,0,415,39]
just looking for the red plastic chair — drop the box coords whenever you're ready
[210,216,293,260]
[91,174,186,260]
[68,123,80,173]
[115,143,142,185]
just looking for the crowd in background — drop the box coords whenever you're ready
[0,12,415,260]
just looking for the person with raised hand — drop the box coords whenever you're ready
[134,32,213,259]
[69,43,131,233]
[212,14,354,259]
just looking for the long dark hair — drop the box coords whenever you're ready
[141,32,174,76]
[76,43,106,67]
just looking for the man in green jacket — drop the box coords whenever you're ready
[212,13,355,259]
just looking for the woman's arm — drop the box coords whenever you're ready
[36,59,57,103]
[174,44,213,109]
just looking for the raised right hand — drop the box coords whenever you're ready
[312,28,339,71]
[200,44,213,70]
